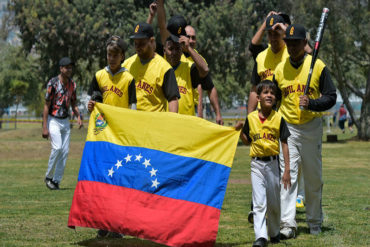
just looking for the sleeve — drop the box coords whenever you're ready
[248,42,268,61]
[87,75,100,96]
[279,117,291,141]
[190,64,214,90]
[162,68,180,100]
[128,78,137,104]
[242,117,252,143]
[272,75,282,101]
[307,67,337,112]
[45,79,54,101]
[251,62,261,86]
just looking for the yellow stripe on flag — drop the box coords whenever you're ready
[87,103,240,167]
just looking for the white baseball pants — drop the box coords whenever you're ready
[45,116,71,183]
[279,117,323,229]
[251,157,280,240]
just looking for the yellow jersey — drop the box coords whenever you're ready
[274,55,325,125]
[123,54,179,112]
[89,66,136,108]
[243,110,290,157]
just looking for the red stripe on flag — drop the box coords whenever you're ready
[68,181,220,247]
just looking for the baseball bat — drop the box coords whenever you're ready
[300,7,330,110]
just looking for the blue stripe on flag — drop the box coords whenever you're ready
[78,141,231,209]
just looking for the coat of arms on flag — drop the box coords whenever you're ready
[68,103,240,247]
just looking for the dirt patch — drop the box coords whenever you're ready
[228,178,251,184]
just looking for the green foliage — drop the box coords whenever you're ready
[0,43,41,116]
[7,0,370,124]
[10,79,28,97]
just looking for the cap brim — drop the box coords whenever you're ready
[169,34,180,43]
[129,33,150,39]
[283,37,305,40]
[266,26,273,31]
[60,62,74,66]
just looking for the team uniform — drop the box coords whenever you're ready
[122,54,180,112]
[45,76,77,184]
[242,110,290,241]
[181,50,208,108]
[88,66,137,107]
[252,45,289,85]
[172,61,214,115]
[273,54,336,231]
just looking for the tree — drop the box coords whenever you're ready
[0,44,41,119]
[10,79,28,129]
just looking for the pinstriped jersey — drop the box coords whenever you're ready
[94,68,135,108]
[274,55,325,124]
[256,45,289,81]
[123,54,174,112]
[244,110,289,157]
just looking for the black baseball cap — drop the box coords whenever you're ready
[59,57,74,67]
[279,13,291,25]
[167,15,187,43]
[284,24,307,40]
[265,15,285,30]
[130,23,154,39]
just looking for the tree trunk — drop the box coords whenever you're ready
[358,71,370,140]
[14,101,19,129]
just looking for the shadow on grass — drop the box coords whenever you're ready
[75,238,249,247]
[296,225,334,237]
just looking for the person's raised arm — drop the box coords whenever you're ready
[251,11,277,45]
[179,35,209,78]
[157,0,170,45]
[146,1,157,24]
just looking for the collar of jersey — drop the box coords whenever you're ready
[172,62,181,71]
[289,53,307,69]
[105,66,127,76]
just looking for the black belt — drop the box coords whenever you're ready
[253,156,277,161]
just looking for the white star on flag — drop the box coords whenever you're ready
[142,159,151,168]
[115,160,123,169]
[149,168,158,177]
[151,178,160,188]
[135,153,143,161]
[108,167,114,177]
[124,154,132,163]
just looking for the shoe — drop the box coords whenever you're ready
[97,229,123,238]
[252,237,267,247]
[51,180,60,190]
[310,226,322,235]
[97,229,109,238]
[280,227,295,239]
[107,232,124,238]
[270,234,280,244]
[296,198,304,208]
[45,179,57,190]
[248,211,254,224]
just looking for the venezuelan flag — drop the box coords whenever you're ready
[68,103,240,247]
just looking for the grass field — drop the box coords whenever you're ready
[0,123,369,247]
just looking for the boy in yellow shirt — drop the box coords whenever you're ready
[236,80,291,247]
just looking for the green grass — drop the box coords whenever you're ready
[0,124,369,247]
